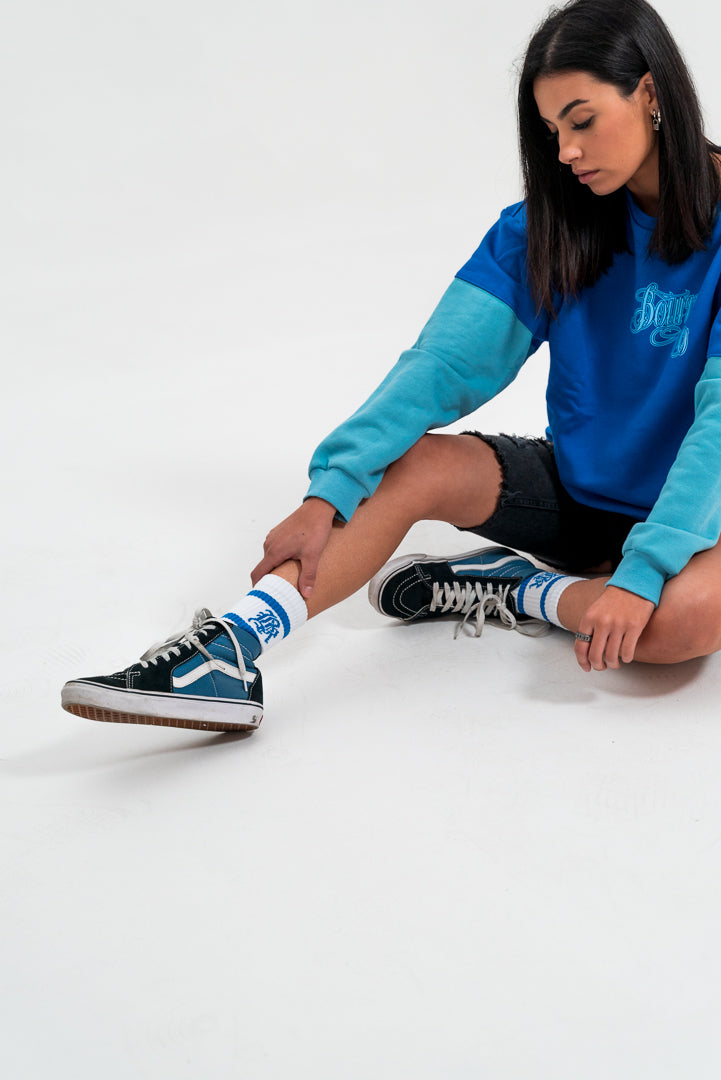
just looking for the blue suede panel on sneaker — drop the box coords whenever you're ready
[211,631,258,665]
[172,668,229,699]
[220,617,262,662]
[172,630,258,699]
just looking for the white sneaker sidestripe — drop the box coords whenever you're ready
[172,659,247,689]
[450,558,519,574]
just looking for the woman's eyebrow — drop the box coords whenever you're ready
[539,98,591,123]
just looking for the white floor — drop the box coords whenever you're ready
[4,2,721,1077]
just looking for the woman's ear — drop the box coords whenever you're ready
[639,71,658,111]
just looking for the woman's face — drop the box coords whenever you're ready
[533,70,660,213]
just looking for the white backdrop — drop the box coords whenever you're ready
[3,2,721,1077]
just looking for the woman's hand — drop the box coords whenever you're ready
[250,498,337,599]
[575,584,655,672]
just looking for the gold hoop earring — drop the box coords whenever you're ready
[652,109,662,132]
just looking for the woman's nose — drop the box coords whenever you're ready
[557,132,581,166]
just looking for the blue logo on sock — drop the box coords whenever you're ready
[249,609,282,643]
[525,571,557,590]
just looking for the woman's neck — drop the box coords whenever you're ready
[625,145,660,216]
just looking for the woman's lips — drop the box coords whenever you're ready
[575,169,599,184]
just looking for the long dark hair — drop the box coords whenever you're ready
[518,0,720,314]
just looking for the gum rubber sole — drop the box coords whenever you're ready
[63,701,262,733]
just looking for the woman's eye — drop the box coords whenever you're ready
[571,117,593,131]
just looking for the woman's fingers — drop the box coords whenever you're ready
[574,586,655,672]
[250,498,336,596]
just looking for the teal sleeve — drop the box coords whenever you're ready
[304,279,537,521]
[609,354,721,604]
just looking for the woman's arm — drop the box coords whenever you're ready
[576,353,721,667]
[610,353,721,603]
[256,279,539,591]
[306,279,537,520]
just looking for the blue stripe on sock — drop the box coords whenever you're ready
[223,612,259,638]
[221,614,262,660]
[515,576,532,615]
[540,579,556,622]
[248,589,291,638]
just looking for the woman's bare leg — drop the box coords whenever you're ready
[273,427,721,668]
[61,433,505,729]
[556,578,608,630]
[270,432,502,617]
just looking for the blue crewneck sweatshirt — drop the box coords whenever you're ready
[306,192,721,606]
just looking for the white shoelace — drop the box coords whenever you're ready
[138,608,250,689]
[429,581,550,639]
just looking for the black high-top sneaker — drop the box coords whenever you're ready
[368,547,548,637]
[61,609,263,732]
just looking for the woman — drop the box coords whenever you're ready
[61,0,721,732]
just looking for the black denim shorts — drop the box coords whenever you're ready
[461,433,644,572]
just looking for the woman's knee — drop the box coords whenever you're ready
[386,432,442,477]
[644,585,721,662]
[381,432,502,523]
[379,434,451,519]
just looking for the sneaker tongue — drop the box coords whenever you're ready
[193,607,214,628]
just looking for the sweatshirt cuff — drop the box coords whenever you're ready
[607,552,666,607]
[304,467,369,523]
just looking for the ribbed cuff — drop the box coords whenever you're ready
[305,467,369,523]
[608,553,664,607]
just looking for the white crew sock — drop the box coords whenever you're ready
[513,570,586,628]
[224,575,308,654]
